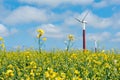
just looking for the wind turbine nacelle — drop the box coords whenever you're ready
[82,21,87,23]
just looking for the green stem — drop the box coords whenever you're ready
[66,40,71,51]
[38,38,41,53]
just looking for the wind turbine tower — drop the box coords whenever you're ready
[94,40,97,53]
[75,11,89,51]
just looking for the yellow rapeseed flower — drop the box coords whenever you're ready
[7,64,13,69]
[0,43,5,48]
[45,68,57,79]
[37,29,44,39]
[68,34,74,41]
[93,60,102,65]
[71,53,77,59]
[72,76,82,80]
[61,72,66,78]
[42,37,47,41]
[55,76,63,80]
[30,70,34,77]
[18,72,22,76]
[47,68,54,73]
[74,70,79,75]
[45,71,50,78]
[0,37,5,49]
[6,70,14,77]
[101,50,105,53]
[50,72,57,79]
[37,29,44,35]
[30,61,36,65]
[104,63,110,68]
[24,74,30,80]
[30,61,37,69]
[0,37,3,41]
[26,76,30,80]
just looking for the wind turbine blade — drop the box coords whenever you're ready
[75,18,82,22]
[82,11,89,21]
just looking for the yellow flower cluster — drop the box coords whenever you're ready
[68,34,74,41]
[45,68,57,79]
[5,70,14,77]
[37,29,44,38]
[30,61,37,69]
[0,37,3,41]
[42,37,47,41]
[71,53,77,59]
[0,36,5,49]
[0,50,119,79]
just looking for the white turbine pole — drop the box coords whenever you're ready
[94,40,97,53]
[83,22,86,30]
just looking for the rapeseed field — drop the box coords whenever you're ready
[0,50,119,80]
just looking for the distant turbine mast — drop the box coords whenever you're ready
[75,11,89,51]
[94,40,97,53]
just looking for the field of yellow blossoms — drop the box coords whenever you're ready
[0,49,120,80]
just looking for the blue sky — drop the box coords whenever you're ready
[0,0,120,50]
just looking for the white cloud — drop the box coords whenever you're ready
[109,0,120,5]
[3,6,48,25]
[86,32,111,41]
[1,2,120,30]
[68,0,94,5]
[31,24,66,39]
[93,1,107,8]
[19,0,94,7]
[3,6,120,30]
[86,12,112,28]
[19,0,120,9]
[0,24,18,37]
[64,16,77,27]
[115,32,120,37]
[111,32,120,42]
[111,38,120,42]
[0,24,9,37]
[93,0,120,8]
[110,12,120,28]
[3,6,71,25]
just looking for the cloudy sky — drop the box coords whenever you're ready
[0,0,120,50]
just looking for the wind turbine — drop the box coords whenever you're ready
[75,11,89,51]
[94,40,97,53]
